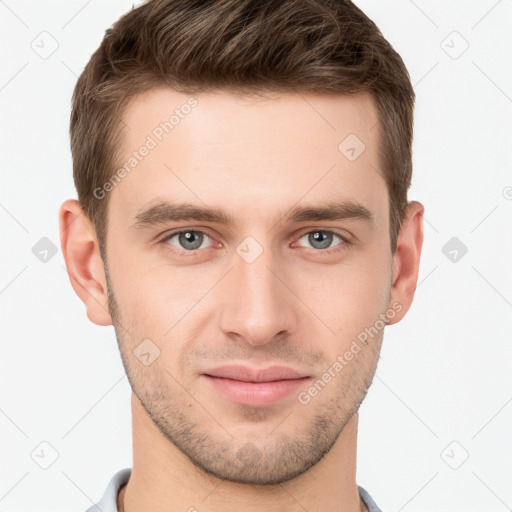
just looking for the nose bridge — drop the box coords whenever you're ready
[218,238,297,346]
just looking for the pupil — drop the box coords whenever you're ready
[310,231,331,249]
[180,231,201,249]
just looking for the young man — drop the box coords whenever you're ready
[59,1,424,510]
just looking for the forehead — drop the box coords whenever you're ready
[108,87,387,229]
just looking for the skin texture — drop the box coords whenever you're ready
[60,88,424,512]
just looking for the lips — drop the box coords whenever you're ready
[204,365,306,382]
[202,365,311,406]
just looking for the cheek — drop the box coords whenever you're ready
[297,253,391,341]
[108,249,218,334]
[106,249,166,333]
[108,231,392,344]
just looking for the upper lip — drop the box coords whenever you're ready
[203,365,308,383]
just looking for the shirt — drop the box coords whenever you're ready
[85,467,384,512]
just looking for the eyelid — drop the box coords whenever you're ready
[159,227,352,255]
[294,227,352,242]
[159,228,217,252]
[292,228,352,252]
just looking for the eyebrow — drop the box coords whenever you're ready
[130,200,373,229]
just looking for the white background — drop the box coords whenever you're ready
[1,1,511,510]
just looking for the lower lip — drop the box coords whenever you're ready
[203,375,310,407]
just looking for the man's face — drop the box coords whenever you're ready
[104,88,395,484]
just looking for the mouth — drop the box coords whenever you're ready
[202,365,311,407]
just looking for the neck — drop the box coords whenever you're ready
[119,393,367,512]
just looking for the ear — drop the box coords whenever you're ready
[387,201,425,325]
[59,199,113,326]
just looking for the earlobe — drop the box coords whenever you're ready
[387,201,425,325]
[59,199,113,326]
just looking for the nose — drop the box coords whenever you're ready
[218,244,298,347]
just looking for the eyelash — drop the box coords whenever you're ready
[158,228,352,256]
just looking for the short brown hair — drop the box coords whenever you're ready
[70,0,415,256]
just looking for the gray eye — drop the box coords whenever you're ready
[299,231,342,250]
[169,231,210,251]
